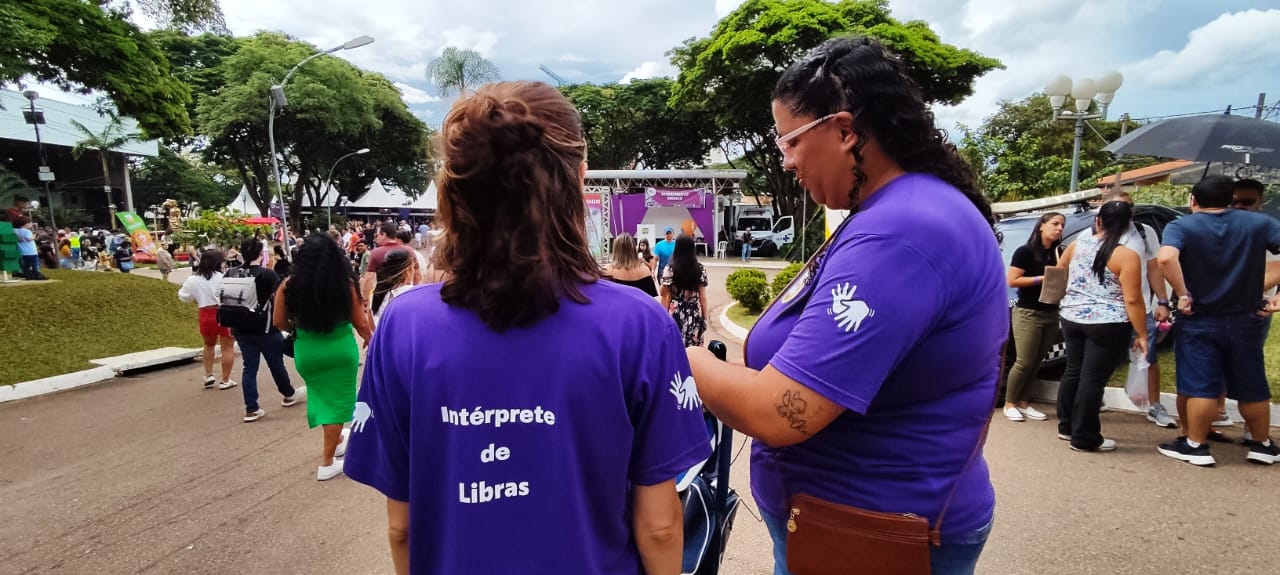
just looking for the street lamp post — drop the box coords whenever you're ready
[268,34,374,257]
[323,148,369,228]
[1043,71,1124,193]
[21,91,56,231]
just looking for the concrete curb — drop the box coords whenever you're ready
[0,366,117,404]
[1027,379,1280,427]
[717,302,749,341]
[1,347,202,405]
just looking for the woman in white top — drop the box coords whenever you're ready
[1055,201,1148,452]
[370,249,419,327]
[178,248,238,390]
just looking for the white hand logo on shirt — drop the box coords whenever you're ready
[669,373,702,411]
[830,283,874,332]
[352,401,373,432]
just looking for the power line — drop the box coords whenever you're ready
[1130,102,1273,123]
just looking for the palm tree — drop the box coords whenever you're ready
[426,47,500,98]
[71,115,139,229]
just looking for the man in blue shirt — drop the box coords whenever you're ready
[653,227,675,276]
[1156,175,1280,467]
[13,216,45,281]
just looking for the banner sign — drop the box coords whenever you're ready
[115,211,156,255]
[644,188,705,209]
[584,193,605,259]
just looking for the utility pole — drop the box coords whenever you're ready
[1111,113,1129,192]
[1256,92,1267,119]
[22,91,56,232]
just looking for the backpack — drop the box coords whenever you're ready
[216,267,271,332]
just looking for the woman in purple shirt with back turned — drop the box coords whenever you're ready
[687,37,1007,575]
[344,81,710,575]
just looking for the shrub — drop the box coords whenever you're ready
[726,268,769,314]
[771,262,804,298]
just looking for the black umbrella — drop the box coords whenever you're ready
[1103,114,1280,167]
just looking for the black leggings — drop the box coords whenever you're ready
[1056,319,1130,450]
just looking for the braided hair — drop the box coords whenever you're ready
[772,36,993,225]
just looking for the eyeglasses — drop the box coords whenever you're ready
[775,114,837,154]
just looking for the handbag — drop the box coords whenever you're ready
[784,356,1002,575]
[1038,266,1067,305]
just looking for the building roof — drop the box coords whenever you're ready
[1095,160,1195,186]
[0,89,159,157]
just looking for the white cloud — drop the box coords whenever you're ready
[437,27,501,58]
[394,82,440,104]
[1128,9,1280,88]
[620,61,678,84]
[199,0,1278,133]
[715,0,746,17]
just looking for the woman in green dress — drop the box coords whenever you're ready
[273,233,374,481]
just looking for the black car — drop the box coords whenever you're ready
[993,204,1183,370]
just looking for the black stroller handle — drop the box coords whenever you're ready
[708,340,728,362]
[705,340,731,575]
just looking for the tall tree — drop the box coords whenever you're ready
[426,47,499,98]
[135,0,228,32]
[70,114,140,227]
[0,1,192,137]
[958,94,1150,201]
[560,79,716,169]
[196,33,429,226]
[132,147,240,211]
[670,0,1002,223]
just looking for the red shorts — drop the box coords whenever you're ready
[198,307,232,343]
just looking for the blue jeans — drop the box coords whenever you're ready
[233,330,295,412]
[741,243,752,261]
[1175,313,1270,402]
[761,507,993,575]
[19,254,43,279]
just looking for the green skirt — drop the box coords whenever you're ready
[293,324,359,428]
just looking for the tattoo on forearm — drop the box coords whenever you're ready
[776,390,809,433]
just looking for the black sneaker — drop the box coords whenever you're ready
[1157,437,1216,466]
[1243,440,1280,465]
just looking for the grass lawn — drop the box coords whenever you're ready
[726,304,762,330]
[0,269,203,386]
[1108,324,1280,402]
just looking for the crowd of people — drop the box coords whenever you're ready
[1002,177,1280,466]
[12,33,1276,575]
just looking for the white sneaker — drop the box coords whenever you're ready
[1211,412,1233,427]
[203,375,216,390]
[243,409,265,423]
[317,459,344,481]
[1071,438,1116,452]
[218,379,238,390]
[1017,405,1048,421]
[281,386,307,407]
[1003,407,1025,422]
[334,428,351,458]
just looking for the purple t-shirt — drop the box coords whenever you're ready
[345,281,711,574]
[744,173,1005,538]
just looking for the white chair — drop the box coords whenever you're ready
[715,241,729,259]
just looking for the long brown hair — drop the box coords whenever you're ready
[434,81,599,331]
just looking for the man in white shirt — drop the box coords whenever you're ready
[1104,191,1175,428]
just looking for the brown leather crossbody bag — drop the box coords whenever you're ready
[783,385,998,575]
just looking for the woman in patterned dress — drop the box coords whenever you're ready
[660,234,708,346]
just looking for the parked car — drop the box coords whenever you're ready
[993,203,1183,372]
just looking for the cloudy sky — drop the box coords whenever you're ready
[38,0,1280,136]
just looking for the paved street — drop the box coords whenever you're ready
[2,262,1278,574]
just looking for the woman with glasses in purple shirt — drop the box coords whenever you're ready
[686,37,1006,575]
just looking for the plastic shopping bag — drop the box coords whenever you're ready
[1125,350,1150,408]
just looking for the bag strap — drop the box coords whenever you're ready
[930,344,1005,543]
